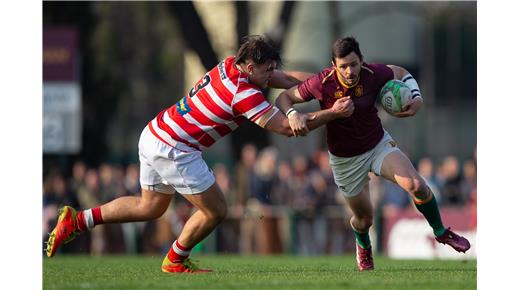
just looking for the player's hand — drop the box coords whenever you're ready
[394,97,423,118]
[288,111,311,136]
[331,97,355,118]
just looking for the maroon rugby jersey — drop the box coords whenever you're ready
[297,63,393,157]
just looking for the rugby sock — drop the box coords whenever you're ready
[75,207,104,232]
[414,193,446,237]
[167,240,192,263]
[353,229,372,249]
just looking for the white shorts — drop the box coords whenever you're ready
[138,125,215,195]
[328,131,400,198]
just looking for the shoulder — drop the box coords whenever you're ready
[319,67,336,85]
[235,81,263,101]
[363,63,393,81]
[362,63,391,74]
[301,67,334,89]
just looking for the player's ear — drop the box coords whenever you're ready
[246,62,255,75]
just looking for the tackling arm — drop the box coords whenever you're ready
[272,86,354,136]
[268,70,314,90]
[262,105,347,137]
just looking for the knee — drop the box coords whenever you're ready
[401,177,429,199]
[207,204,228,224]
[139,199,169,220]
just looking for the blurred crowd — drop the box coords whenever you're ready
[43,145,477,256]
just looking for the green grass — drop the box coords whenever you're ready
[43,255,476,290]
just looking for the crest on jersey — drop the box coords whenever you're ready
[355,85,363,97]
[176,96,192,116]
[334,90,344,98]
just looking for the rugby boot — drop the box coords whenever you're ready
[46,206,78,257]
[161,256,213,273]
[435,227,471,253]
[355,244,374,271]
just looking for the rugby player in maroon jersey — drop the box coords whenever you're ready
[276,36,470,271]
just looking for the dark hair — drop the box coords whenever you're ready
[331,36,363,63]
[234,35,282,66]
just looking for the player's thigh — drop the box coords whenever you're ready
[379,150,422,187]
[344,183,373,218]
[181,183,227,219]
[140,188,173,215]
[329,151,371,198]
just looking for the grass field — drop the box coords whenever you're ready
[43,255,476,290]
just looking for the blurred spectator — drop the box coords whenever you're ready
[98,163,118,202]
[383,180,410,210]
[290,154,316,255]
[438,156,465,206]
[249,147,282,254]
[120,163,141,253]
[97,163,126,253]
[271,160,295,205]
[234,144,258,254]
[461,158,477,229]
[69,160,86,196]
[271,160,296,252]
[302,171,331,255]
[77,169,105,255]
[44,172,79,209]
[460,159,477,203]
[213,163,241,253]
[417,157,442,203]
[123,164,141,195]
[43,171,82,254]
[291,154,311,193]
[234,144,257,212]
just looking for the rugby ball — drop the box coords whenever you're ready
[379,80,412,116]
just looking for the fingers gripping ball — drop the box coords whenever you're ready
[379,80,413,116]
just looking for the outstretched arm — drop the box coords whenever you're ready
[262,96,354,137]
[264,102,352,137]
[268,70,314,89]
[275,86,354,136]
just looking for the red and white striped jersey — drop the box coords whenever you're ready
[148,56,276,151]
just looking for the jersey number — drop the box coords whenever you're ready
[177,74,211,116]
[189,74,211,98]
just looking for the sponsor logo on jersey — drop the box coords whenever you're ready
[176,96,191,116]
[218,61,227,80]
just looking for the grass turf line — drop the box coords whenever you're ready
[43,255,476,290]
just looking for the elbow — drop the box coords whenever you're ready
[274,92,286,107]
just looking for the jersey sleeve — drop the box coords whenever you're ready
[232,87,275,127]
[297,73,323,101]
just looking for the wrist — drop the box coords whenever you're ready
[285,107,298,117]
[328,107,338,118]
[401,74,422,99]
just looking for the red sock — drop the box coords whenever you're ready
[91,207,104,225]
[75,211,87,232]
[167,240,192,263]
[75,207,104,231]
